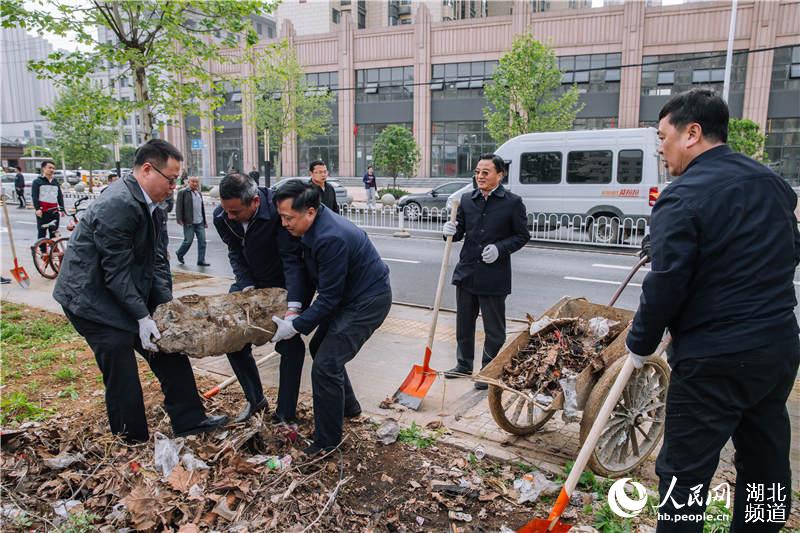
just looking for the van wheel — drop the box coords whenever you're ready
[589,215,620,245]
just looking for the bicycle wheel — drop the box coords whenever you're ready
[50,237,69,274]
[30,238,59,279]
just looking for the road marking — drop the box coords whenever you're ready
[382,257,421,264]
[593,263,650,272]
[16,221,36,225]
[564,276,642,287]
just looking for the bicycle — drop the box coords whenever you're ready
[30,196,88,279]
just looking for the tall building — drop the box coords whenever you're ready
[162,0,800,184]
[0,28,58,146]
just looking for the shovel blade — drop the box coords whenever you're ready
[516,519,572,533]
[392,364,437,410]
[11,261,30,289]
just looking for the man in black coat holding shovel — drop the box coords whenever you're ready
[442,153,529,389]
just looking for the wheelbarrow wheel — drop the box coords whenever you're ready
[580,355,670,477]
[488,385,555,436]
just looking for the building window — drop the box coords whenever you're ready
[255,22,262,35]
[641,51,747,96]
[430,121,495,178]
[214,87,243,174]
[298,124,339,178]
[770,45,800,91]
[765,118,800,186]
[559,54,621,94]
[332,8,340,23]
[356,66,413,103]
[355,123,412,176]
[431,60,498,100]
[520,152,562,184]
[572,117,618,130]
[566,150,613,184]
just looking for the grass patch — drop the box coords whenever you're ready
[55,366,78,382]
[0,391,51,425]
[398,421,441,449]
[58,385,79,400]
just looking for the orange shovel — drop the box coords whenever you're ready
[391,200,459,410]
[1,196,30,288]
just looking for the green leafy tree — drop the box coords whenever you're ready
[484,34,583,144]
[41,83,119,190]
[3,0,275,140]
[244,41,333,178]
[119,145,137,168]
[372,125,421,189]
[728,118,768,162]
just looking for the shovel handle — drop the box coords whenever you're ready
[423,200,459,372]
[1,198,18,260]
[201,350,279,398]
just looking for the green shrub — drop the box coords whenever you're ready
[377,187,410,200]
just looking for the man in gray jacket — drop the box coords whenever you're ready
[175,175,209,266]
[53,139,227,443]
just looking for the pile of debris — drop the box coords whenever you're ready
[502,317,625,398]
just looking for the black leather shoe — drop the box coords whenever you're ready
[176,254,185,265]
[270,413,299,425]
[234,398,268,424]
[474,381,488,390]
[344,403,362,418]
[444,366,472,379]
[197,261,211,267]
[302,443,336,457]
[175,414,229,437]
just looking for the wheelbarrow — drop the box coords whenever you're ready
[476,259,670,477]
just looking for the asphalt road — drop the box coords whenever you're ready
[3,201,800,322]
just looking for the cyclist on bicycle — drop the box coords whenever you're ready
[32,161,65,247]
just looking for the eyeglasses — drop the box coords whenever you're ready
[151,165,179,185]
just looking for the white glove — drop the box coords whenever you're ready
[628,350,654,369]
[443,221,457,237]
[481,244,499,264]
[137,316,161,351]
[242,285,255,293]
[272,315,298,342]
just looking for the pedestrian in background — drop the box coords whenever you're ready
[626,89,798,532]
[363,165,377,210]
[442,154,529,389]
[248,167,261,187]
[308,160,339,214]
[32,161,65,248]
[14,167,25,208]
[175,176,209,267]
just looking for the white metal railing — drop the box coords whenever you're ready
[338,204,647,248]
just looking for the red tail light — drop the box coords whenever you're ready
[649,187,660,207]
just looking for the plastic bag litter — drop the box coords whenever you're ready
[43,452,85,470]
[529,316,554,336]
[52,499,81,519]
[559,372,580,423]
[534,393,553,408]
[513,471,559,504]
[181,452,209,471]
[376,419,400,445]
[588,317,619,338]
[154,432,183,478]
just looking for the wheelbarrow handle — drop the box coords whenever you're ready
[607,255,649,307]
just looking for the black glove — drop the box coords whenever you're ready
[639,234,651,264]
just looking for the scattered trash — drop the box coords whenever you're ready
[513,471,559,504]
[180,452,209,471]
[381,473,394,484]
[43,452,85,470]
[500,526,516,533]
[375,418,400,445]
[409,480,421,489]
[529,316,554,336]
[153,432,183,478]
[416,516,425,526]
[570,526,600,533]
[472,444,486,460]
[448,511,473,522]
[588,316,619,338]
[211,495,238,521]
[265,455,293,471]
[246,455,270,465]
[559,372,580,423]
[52,499,81,519]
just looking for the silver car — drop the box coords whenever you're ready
[270,177,352,206]
[396,180,470,220]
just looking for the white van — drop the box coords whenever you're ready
[447,128,668,238]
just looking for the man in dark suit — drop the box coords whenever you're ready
[14,167,25,208]
[442,153,529,389]
[53,139,227,443]
[272,180,391,455]
[308,160,339,214]
[213,173,308,424]
[626,89,798,532]
[175,175,209,266]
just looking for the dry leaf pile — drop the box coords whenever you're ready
[502,317,625,396]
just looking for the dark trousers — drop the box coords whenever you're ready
[455,285,507,371]
[15,188,25,208]
[36,210,59,251]
[64,309,207,443]
[309,289,392,448]
[176,223,207,263]
[655,337,799,533]
[225,283,305,419]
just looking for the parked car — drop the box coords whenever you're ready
[270,177,352,206]
[1,172,38,204]
[396,180,470,220]
[54,170,79,185]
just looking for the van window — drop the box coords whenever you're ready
[567,150,612,184]
[520,152,562,184]
[617,149,643,184]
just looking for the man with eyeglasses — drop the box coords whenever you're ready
[54,139,228,444]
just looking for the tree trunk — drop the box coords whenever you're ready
[133,65,153,141]
[152,288,288,357]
